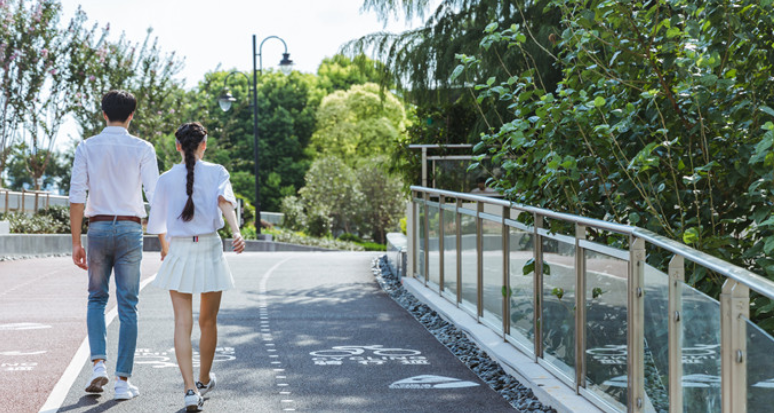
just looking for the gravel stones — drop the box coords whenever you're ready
[372,256,557,413]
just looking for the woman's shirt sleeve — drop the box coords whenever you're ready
[217,166,237,210]
[146,176,168,234]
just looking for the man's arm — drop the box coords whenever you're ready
[70,203,87,270]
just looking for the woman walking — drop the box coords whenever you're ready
[146,122,246,411]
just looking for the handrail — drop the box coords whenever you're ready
[408,185,773,413]
[411,185,774,301]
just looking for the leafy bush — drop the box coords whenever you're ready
[3,212,67,234]
[337,233,363,243]
[280,195,306,231]
[263,227,364,251]
[357,242,386,251]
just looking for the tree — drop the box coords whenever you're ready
[184,69,323,212]
[316,54,386,94]
[308,83,407,168]
[298,156,363,235]
[456,1,774,329]
[357,157,405,243]
[0,0,95,190]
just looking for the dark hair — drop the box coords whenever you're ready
[175,122,208,222]
[101,90,137,122]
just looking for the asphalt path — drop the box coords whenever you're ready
[0,254,163,413]
[48,251,515,413]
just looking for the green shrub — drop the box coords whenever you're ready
[264,227,364,251]
[357,242,386,251]
[280,195,306,231]
[338,233,363,243]
[4,212,67,234]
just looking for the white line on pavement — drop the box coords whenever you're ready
[38,273,158,413]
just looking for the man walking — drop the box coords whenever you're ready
[69,90,159,400]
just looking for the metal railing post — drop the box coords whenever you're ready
[456,198,462,305]
[628,236,646,413]
[668,255,684,413]
[721,279,749,413]
[477,201,484,318]
[423,192,430,285]
[439,195,445,293]
[534,214,544,360]
[408,195,415,278]
[575,224,587,392]
[21,189,25,213]
[503,206,510,337]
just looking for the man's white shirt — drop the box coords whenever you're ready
[69,126,159,218]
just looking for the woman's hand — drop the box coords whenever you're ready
[232,233,246,254]
[161,240,169,260]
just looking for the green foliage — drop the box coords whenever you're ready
[2,211,67,234]
[337,233,363,243]
[308,83,407,168]
[457,0,774,327]
[316,54,386,93]
[299,156,363,234]
[263,227,365,251]
[280,195,306,231]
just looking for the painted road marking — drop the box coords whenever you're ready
[310,345,428,366]
[0,350,46,356]
[0,322,51,331]
[3,362,38,371]
[389,375,480,389]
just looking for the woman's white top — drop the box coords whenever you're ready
[146,161,237,237]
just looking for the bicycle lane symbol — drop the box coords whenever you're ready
[135,347,236,369]
[309,345,429,366]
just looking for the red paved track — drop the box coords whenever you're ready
[0,254,162,413]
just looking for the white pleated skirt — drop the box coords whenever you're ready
[152,232,235,294]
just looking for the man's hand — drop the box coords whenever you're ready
[72,244,88,270]
[232,234,245,254]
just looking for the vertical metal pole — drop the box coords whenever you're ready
[408,195,415,279]
[34,192,39,212]
[21,189,25,213]
[456,198,462,305]
[432,159,436,189]
[721,279,749,413]
[502,206,510,338]
[252,34,262,234]
[421,147,428,188]
[575,224,587,392]
[534,214,544,360]
[668,255,684,413]
[477,201,484,318]
[423,192,430,285]
[4,189,8,214]
[628,236,646,413]
[439,195,445,293]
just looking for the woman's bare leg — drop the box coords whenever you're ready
[170,290,195,391]
[198,291,222,384]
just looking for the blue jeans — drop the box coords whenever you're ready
[86,220,143,378]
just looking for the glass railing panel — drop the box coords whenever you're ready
[482,218,504,328]
[680,281,721,413]
[746,317,774,411]
[508,225,535,352]
[643,264,670,413]
[427,205,440,290]
[443,207,458,297]
[416,202,425,281]
[542,236,576,380]
[459,211,478,313]
[584,248,628,410]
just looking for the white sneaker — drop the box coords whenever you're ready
[114,379,139,400]
[184,389,204,411]
[85,361,109,393]
[196,373,216,397]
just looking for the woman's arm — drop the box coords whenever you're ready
[219,196,245,253]
[158,233,169,260]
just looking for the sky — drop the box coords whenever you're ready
[58,0,431,88]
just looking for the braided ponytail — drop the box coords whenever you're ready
[174,122,208,222]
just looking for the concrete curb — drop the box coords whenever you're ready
[0,234,333,259]
[402,276,603,413]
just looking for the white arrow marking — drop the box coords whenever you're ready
[389,375,480,389]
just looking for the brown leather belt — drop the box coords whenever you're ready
[88,215,141,224]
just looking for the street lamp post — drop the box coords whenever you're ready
[218,35,293,236]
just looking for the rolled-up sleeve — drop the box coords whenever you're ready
[141,144,160,204]
[146,178,167,235]
[217,166,237,209]
[68,142,88,204]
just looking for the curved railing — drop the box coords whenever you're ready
[407,186,774,413]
